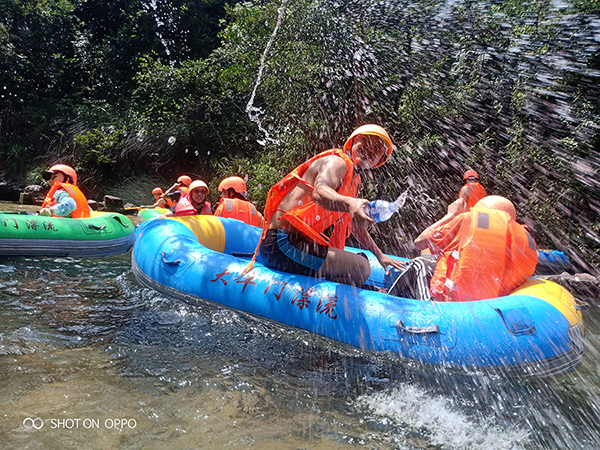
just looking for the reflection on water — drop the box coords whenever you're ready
[1,254,600,449]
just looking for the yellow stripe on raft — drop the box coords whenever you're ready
[509,278,583,328]
[168,215,226,253]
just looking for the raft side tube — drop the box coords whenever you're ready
[132,216,585,377]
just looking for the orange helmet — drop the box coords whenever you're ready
[177,175,192,186]
[152,187,164,195]
[189,180,209,195]
[463,169,479,180]
[343,124,393,169]
[474,195,516,221]
[218,176,247,196]
[43,164,77,185]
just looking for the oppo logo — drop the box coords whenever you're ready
[23,418,44,430]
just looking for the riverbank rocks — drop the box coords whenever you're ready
[539,272,600,304]
[103,195,124,212]
[88,199,101,210]
[20,185,47,206]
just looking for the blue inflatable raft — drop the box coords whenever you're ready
[132,215,585,378]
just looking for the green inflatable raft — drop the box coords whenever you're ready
[0,211,136,257]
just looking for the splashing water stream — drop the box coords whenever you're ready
[245,0,289,145]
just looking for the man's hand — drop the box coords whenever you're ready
[39,208,52,216]
[349,198,375,226]
[377,255,408,275]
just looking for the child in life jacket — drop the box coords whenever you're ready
[142,187,175,209]
[459,169,486,210]
[39,164,90,218]
[244,124,407,286]
[390,196,538,302]
[161,180,212,218]
[214,176,264,227]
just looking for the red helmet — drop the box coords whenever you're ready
[43,164,77,185]
[189,180,209,195]
[152,187,164,195]
[344,124,393,169]
[177,175,192,186]
[463,170,479,180]
[218,176,247,196]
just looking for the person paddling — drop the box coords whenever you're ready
[163,175,192,203]
[243,124,406,286]
[39,164,91,218]
[141,187,175,209]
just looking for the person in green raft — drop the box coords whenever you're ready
[39,164,91,218]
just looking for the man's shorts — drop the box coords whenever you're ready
[260,229,328,277]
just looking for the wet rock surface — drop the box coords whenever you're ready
[21,185,47,206]
[539,272,600,303]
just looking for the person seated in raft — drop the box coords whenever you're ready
[389,195,538,301]
[213,176,264,227]
[142,187,176,209]
[163,175,192,200]
[242,124,407,286]
[459,169,486,210]
[160,180,212,218]
[39,164,91,218]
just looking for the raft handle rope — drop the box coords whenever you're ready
[161,251,182,266]
[396,320,440,334]
[88,224,107,231]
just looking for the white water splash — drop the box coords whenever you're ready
[358,384,528,450]
[143,0,177,63]
[245,0,289,145]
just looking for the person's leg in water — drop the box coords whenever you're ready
[388,256,435,300]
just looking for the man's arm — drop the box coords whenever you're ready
[459,185,471,204]
[353,225,407,273]
[39,190,77,217]
[311,156,374,226]
[414,198,467,251]
[163,182,180,196]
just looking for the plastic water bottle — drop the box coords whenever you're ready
[366,191,408,222]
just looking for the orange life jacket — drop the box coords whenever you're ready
[214,198,263,227]
[41,183,91,219]
[237,149,360,278]
[429,206,538,302]
[265,148,360,249]
[180,186,190,196]
[174,194,212,216]
[460,182,487,209]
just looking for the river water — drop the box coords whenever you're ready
[1,252,600,449]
